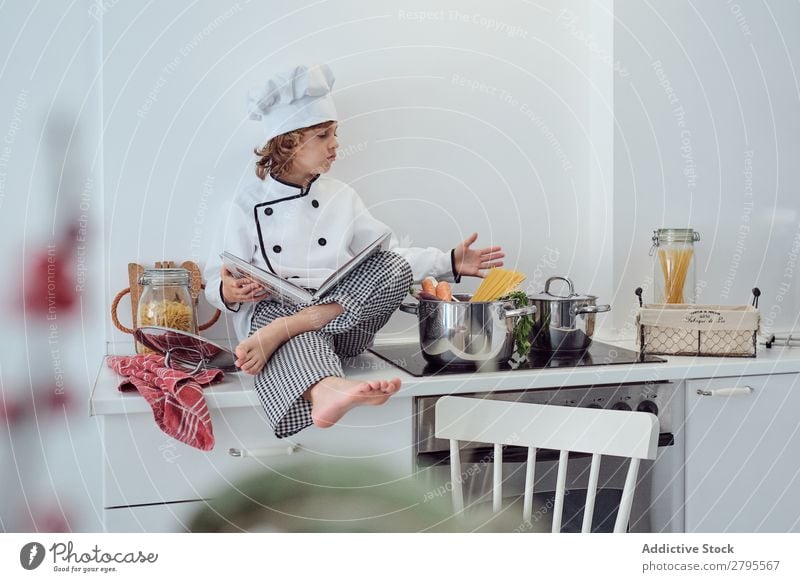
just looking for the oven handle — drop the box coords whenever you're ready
[696,386,753,397]
[416,434,674,465]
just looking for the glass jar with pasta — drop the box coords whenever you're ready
[136,268,197,354]
[650,228,700,304]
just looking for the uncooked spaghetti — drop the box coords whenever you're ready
[658,247,693,304]
[470,268,526,302]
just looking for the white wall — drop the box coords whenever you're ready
[613,0,800,337]
[104,0,800,343]
[101,0,613,345]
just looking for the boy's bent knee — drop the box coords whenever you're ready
[380,250,413,287]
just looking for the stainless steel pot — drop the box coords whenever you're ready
[528,276,611,353]
[400,293,537,366]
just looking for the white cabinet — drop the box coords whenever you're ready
[99,398,413,531]
[685,373,800,532]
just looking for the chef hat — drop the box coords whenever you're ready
[247,63,338,143]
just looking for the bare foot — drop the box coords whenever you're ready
[305,376,402,429]
[235,319,287,375]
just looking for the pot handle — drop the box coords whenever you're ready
[576,304,611,315]
[399,302,419,315]
[503,305,537,319]
[544,276,575,298]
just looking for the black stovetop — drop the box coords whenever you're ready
[367,341,665,377]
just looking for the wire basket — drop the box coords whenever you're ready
[634,288,761,358]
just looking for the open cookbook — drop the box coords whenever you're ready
[221,231,391,305]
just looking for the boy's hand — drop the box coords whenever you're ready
[453,232,505,278]
[221,267,269,304]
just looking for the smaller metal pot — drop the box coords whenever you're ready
[528,276,611,353]
[400,294,537,366]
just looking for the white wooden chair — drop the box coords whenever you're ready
[435,396,659,533]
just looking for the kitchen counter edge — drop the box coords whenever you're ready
[89,342,800,417]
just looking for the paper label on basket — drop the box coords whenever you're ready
[685,310,725,324]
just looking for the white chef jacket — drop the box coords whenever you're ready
[203,173,458,342]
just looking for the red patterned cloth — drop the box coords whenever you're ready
[107,354,224,451]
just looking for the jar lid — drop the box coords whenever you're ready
[139,267,190,286]
[134,326,239,373]
[527,276,596,302]
[652,228,701,244]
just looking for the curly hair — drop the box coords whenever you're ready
[254,120,335,181]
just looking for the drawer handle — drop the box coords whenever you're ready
[228,444,301,458]
[696,386,754,397]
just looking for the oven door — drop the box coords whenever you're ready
[413,383,684,533]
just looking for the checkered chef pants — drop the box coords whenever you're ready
[250,250,413,438]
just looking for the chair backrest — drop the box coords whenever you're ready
[434,396,659,533]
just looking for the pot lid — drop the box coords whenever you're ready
[134,326,239,373]
[528,276,596,301]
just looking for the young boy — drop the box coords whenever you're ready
[204,64,504,437]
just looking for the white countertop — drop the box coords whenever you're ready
[89,339,800,417]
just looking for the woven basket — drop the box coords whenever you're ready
[636,303,760,357]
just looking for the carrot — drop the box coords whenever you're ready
[421,277,437,296]
[435,281,453,301]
